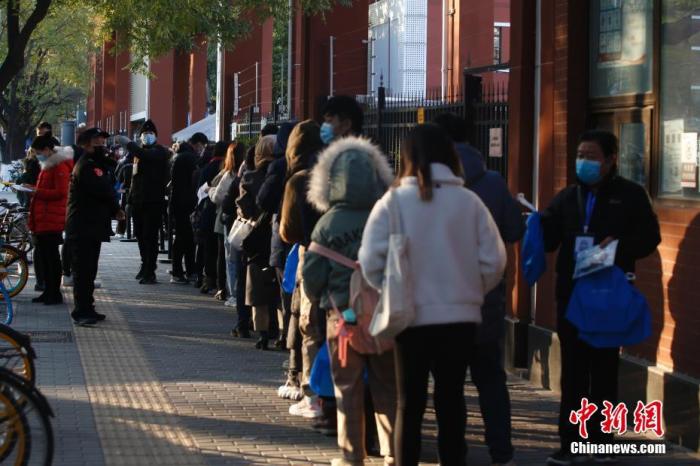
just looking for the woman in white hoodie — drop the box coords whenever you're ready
[359,124,507,466]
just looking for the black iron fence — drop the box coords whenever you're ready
[232,73,509,178]
[362,74,509,177]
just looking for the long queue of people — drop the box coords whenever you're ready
[22,93,661,466]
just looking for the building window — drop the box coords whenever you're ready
[658,3,700,200]
[494,27,502,64]
[589,0,653,97]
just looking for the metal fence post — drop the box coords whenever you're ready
[248,105,254,139]
[463,73,483,145]
[377,83,386,149]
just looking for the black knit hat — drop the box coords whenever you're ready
[139,119,158,136]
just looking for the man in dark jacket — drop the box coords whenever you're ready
[257,121,296,347]
[169,142,198,283]
[196,141,227,292]
[117,119,170,284]
[436,113,525,466]
[541,130,660,465]
[65,128,124,326]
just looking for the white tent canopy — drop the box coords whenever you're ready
[171,114,216,142]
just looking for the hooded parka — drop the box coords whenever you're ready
[301,136,394,310]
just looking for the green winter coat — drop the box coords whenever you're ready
[302,136,393,310]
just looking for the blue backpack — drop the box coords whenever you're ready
[521,212,546,286]
[565,266,651,348]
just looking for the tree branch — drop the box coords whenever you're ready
[0,0,53,94]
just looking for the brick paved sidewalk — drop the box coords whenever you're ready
[10,239,700,465]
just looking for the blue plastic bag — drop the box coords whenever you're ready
[565,266,651,348]
[282,244,299,294]
[521,212,546,286]
[309,342,335,398]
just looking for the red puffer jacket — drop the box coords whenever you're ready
[28,147,75,234]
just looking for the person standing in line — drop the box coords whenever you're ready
[189,132,209,158]
[257,121,297,347]
[435,113,524,466]
[218,142,248,307]
[27,136,74,305]
[119,120,170,284]
[65,128,125,326]
[236,135,277,350]
[196,141,228,294]
[541,130,660,466]
[303,133,396,466]
[278,120,324,403]
[168,142,199,283]
[359,124,507,466]
[209,142,245,300]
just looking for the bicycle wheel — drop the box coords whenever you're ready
[0,246,28,298]
[0,325,35,385]
[0,384,27,465]
[0,284,13,325]
[0,369,53,466]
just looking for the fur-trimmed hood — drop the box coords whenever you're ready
[307,136,393,212]
[40,146,74,170]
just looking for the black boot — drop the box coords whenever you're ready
[255,331,269,350]
[32,294,46,303]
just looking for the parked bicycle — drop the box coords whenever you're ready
[0,367,54,465]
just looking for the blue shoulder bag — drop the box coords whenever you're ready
[565,266,651,348]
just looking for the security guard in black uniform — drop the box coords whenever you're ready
[119,120,170,284]
[65,128,124,326]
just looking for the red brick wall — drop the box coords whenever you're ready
[630,208,700,377]
[221,18,274,134]
[298,0,369,119]
[101,40,116,134]
[115,48,131,135]
[520,0,700,380]
[426,0,443,91]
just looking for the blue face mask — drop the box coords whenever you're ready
[37,154,48,163]
[320,122,335,145]
[576,159,602,185]
[141,133,156,146]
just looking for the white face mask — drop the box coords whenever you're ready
[141,133,156,146]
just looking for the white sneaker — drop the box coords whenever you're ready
[289,396,322,419]
[289,396,311,416]
[224,297,237,308]
[61,275,73,287]
[287,386,304,401]
[278,380,295,399]
[93,280,102,289]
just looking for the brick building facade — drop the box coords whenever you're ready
[509,0,700,451]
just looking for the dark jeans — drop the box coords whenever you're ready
[235,251,251,331]
[470,339,514,464]
[61,238,72,276]
[394,323,476,466]
[172,213,195,277]
[132,203,163,276]
[557,312,619,451]
[216,233,226,292]
[71,239,101,317]
[202,231,218,289]
[34,233,62,299]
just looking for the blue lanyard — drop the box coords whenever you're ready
[583,193,596,234]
